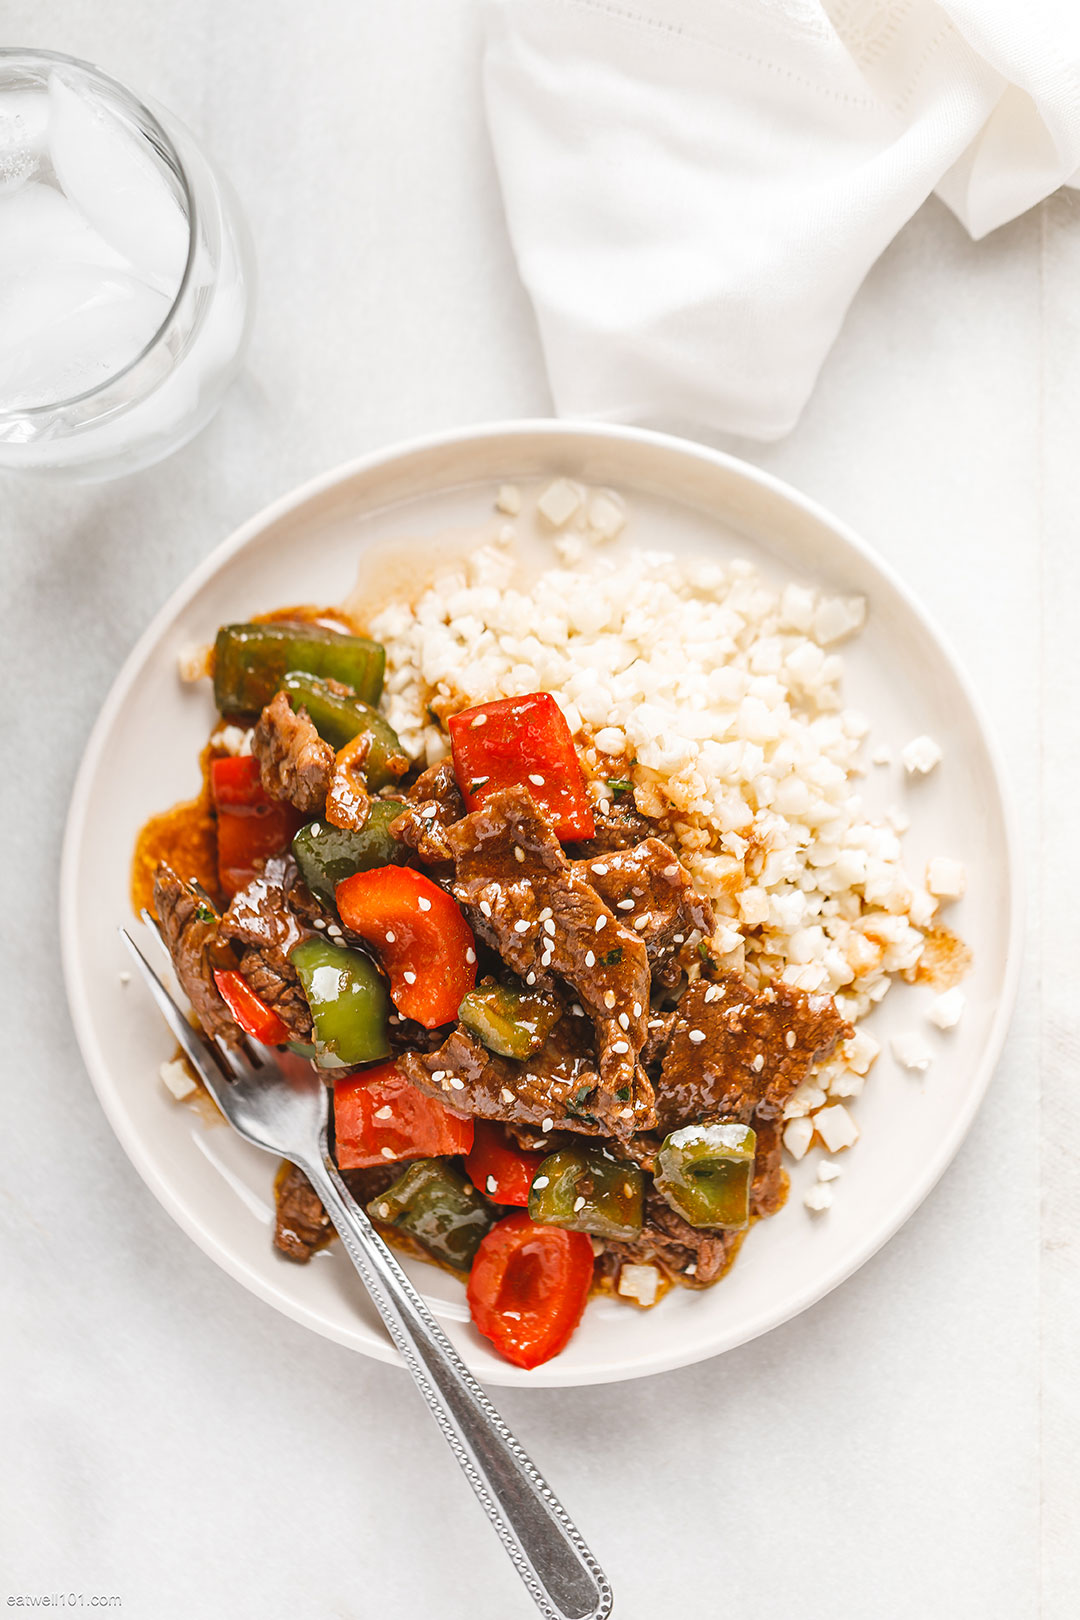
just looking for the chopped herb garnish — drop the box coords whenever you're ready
[574,1084,594,1106]
[608,778,632,795]
[600,946,623,966]
[195,902,217,923]
[615,1086,630,1101]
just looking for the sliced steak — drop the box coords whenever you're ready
[153,863,237,1043]
[572,839,714,987]
[217,855,313,1038]
[568,796,653,856]
[749,1114,787,1219]
[654,975,852,1132]
[390,760,464,867]
[598,1187,740,1289]
[252,689,334,814]
[273,1162,332,1262]
[325,732,372,832]
[400,1021,607,1137]
[445,786,653,1133]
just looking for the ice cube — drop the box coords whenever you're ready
[48,72,188,293]
[0,88,49,194]
[0,181,131,280]
[0,265,170,410]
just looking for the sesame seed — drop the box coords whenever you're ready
[618,1012,630,1030]
[514,919,530,934]
[487,1176,498,1194]
[500,1087,515,1104]
[685,1262,697,1276]
[470,713,487,728]
[570,1003,584,1017]
[752,1053,765,1072]
[513,845,525,862]
[327,924,343,939]
[431,1071,446,1083]
[417,896,431,912]
[465,947,476,963]
[385,930,396,943]
[539,907,553,921]
[374,1106,393,1120]
[585,951,596,967]
[402,970,417,984]
[313,917,327,929]
[591,864,609,876]
[785,1030,797,1049]
[543,918,555,936]
[449,1077,465,1090]
[573,1196,586,1212]
[528,774,545,786]
[526,972,536,985]
[673,933,684,944]
[542,1117,553,1132]
[611,1040,629,1054]
[541,951,553,967]
[419,805,438,819]
[688,1029,706,1044]
[633,914,650,931]
[381,1147,397,1159]
[479,900,492,917]
[704,985,722,1003]
[595,915,607,932]
[622,1183,634,1198]
[664,865,680,879]
[619,1107,634,1120]
[632,1002,642,1017]
[377,1203,391,1220]
[603,989,616,1009]
[617,899,635,910]
[533,1176,549,1189]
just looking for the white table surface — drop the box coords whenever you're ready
[2,5,1074,1617]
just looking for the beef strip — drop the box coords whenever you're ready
[598,1187,741,1289]
[273,1162,333,1261]
[401,1020,613,1137]
[325,732,372,832]
[217,854,313,1038]
[749,1114,787,1219]
[567,796,653,856]
[390,760,464,867]
[252,689,334,814]
[445,786,653,1134]
[572,838,715,988]
[153,862,237,1042]
[654,974,852,1133]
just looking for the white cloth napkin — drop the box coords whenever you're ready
[483,0,1080,438]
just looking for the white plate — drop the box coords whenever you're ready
[61,421,1022,1387]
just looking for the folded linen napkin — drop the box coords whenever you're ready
[483,0,1080,438]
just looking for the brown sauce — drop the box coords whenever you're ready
[907,925,973,990]
[131,743,220,918]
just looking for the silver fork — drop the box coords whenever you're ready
[121,919,612,1620]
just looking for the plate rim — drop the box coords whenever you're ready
[60,417,1025,1387]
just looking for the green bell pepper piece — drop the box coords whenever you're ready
[457,982,561,1060]
[289,937,390,1069]
[367,1159,497,1272]
[528,1147,644,1241]
[213,622,385,714]
[654,1121,756,1230]
[291,801,405,904]
[280,672,405,786]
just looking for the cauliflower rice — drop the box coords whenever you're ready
[365,482,963,1177]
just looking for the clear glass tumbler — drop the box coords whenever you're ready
[0,49,255,480]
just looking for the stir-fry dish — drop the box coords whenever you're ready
[137,611,859,1369]
[136,486,969,1368]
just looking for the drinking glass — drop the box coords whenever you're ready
[0,49,255,480]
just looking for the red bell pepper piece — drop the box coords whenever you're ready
[210,755,302,899]
[447,692,594,841]
[466,1212,594,1369]
[465,1121,546,1207]
[212,969,291,1046]
[334,866,477,1028]
[333,1060,474,1170]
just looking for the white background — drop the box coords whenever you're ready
[2,4,1075,1617]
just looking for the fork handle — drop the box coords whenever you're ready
[301,1156,612,1620]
